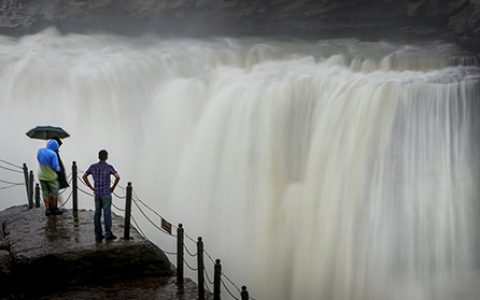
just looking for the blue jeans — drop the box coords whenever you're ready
[94,194,113,239]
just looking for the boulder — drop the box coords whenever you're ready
[0,205,173,296]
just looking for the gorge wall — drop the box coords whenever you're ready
[0,0,479,51]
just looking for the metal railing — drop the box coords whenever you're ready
[76,161,256,300]
[0,157,257,300]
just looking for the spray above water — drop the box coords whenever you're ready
[0,28,479,300]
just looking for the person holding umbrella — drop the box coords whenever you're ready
[37,139,62,216]
[27,126,70,216]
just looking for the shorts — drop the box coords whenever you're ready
[40,179,59,198]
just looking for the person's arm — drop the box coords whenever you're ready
[82,173,94,191]
[110,172,120,193]
[51,152,61,172]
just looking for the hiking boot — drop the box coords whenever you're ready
[95,235,104,242]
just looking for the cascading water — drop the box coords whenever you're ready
[0,28,479,300]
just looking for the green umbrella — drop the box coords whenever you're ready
[26,126,70,140]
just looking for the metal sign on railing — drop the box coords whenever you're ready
[161,218,172,235]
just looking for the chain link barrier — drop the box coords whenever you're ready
[0,179,24,185]
[222,279,241,300]
[59,191,73,208]
[0,158,22,169]
[0,165,23,174]
[183,243,198,257]
[0,183,23,190]
[183,257,198,272]
[0,157,255,300]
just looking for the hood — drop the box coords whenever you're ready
[46,139,59,151]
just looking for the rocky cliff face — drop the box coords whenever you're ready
[0,0,478,50]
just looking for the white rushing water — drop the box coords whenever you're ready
[0,28,479,300]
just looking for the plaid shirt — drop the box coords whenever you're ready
[85,161,117,197]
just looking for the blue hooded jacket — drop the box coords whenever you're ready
[37,140,60,180]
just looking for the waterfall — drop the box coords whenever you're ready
[0,28,479,300]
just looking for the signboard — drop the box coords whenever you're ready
[161,218,172,235]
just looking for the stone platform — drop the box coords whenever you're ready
[0,205,208,299]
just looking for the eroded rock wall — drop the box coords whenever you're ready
[0,1,478,50]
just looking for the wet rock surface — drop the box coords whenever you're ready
[0,250,11,274]
[39,277,206,300]
[0,0,478,52]
[0,205,203,299]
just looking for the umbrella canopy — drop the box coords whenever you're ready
[26,126,70,140]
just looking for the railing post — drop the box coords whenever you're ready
[23,163,29,205]
[176,223,184,285]
[35,183,41,208]
[72,161,78,212]
[214,259,222,300]
[124,182,132,240]
[241,286,249,300]
[28,171,34,209]
[197,237,205,300]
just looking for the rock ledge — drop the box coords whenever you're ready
[0,205,203,299]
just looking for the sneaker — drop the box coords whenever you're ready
[52,208,64,215]
[105,235,117,241]
[45,209,52,216]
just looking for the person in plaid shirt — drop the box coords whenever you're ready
[82,149,120,242]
